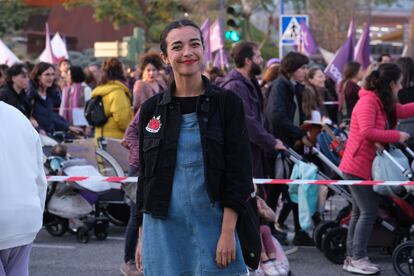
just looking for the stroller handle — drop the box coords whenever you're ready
[401,143,414,159]
[310,147,345,179]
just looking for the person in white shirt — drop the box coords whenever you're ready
[0,102,47,276]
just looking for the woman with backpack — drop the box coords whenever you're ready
[340,63,414,275]
[90,58,132,140]
[134,19,255,275]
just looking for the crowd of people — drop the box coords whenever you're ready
[2,18,414,276]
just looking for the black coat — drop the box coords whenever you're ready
[0,84,30,117]
[136,77,253,224]
[28,82,68,134]
[264,75,306,146]
[398,86,414,104]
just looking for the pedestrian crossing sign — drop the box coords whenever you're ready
[280,15,308,45]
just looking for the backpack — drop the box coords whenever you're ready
[84,96,108,126]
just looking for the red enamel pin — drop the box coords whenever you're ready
[145,116,162,133]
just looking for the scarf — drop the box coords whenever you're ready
[61,83,84,125]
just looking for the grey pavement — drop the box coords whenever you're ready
[29,195,397,276]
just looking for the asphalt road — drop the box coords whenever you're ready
[30,195,398,276]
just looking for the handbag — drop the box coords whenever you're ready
[372,147,409,196]
[217,91,261,269]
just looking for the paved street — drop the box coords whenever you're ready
[30,226,396,276]
[30,195,397,276]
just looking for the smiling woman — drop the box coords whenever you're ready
[134,19,254,276]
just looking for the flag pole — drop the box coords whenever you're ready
[279,0,284,59]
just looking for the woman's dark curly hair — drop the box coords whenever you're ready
[139,52,164,75]
[365,63,401,116]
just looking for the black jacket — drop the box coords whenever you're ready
[28,82,68,134]
[398,86,414,104]
[136,77,253,225]
[0,84,30,117]
[264,75,306,146]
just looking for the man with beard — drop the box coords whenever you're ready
[218,42,287,242]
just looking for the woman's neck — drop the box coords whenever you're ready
[174,74,203,97]
[38,85,47,95]
[12,84,22,94]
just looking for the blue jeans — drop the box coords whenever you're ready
[344,173,379,259]
[124,166,139,262]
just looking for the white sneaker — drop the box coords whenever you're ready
[346,258,380,275]
[343,256,351,271]
[261,261,280,276]
[360,257,380,269]
[271,260,288,276]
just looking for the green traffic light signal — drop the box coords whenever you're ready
[225,30,240,42]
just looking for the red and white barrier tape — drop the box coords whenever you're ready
[46,176,414,186]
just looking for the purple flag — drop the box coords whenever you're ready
[354,23,370,69]
[200,19,213,63]
[213,48,229,70]
[324,20,356,84]
[209,19,224,53]
[296,21,318,56]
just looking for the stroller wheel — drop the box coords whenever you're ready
[76,227,90,243]
[313,220,338,250]
[94,221,108,241]
[321,226,347,264]
[45,217,69,237]
[104,204,130,226]
[393,241,414,276]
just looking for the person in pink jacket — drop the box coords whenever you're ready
[340,63,414,275]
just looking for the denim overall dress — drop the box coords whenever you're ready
[142,112,247,276]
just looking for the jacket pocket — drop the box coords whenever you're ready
[206,128,225,169]
[142,138,161,176]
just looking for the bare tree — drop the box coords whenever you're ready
[405,6,414,58]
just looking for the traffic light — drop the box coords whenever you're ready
[225,30,240,42]
[226,4,243,42]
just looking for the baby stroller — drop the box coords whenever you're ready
[318,145,414,272]
[43,156,114,243]
[42,134,130,227]
[379,145,414,276]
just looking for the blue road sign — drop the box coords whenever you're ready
[280,15,309,45]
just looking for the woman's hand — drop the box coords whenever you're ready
[217,207,238,268]
[274,139,287,151]
[301,136,313,147]
[257,196,276,222]
[399,131,410,143]
[135,227,143,272]
[30,117,39,128]
[121,139,130,149]
[69,126,84,134]
[216,230,236,268]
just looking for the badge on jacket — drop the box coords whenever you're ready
[146,116,162,133]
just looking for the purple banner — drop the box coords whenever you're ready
[200,19,213,64]
[296,21,318,56]
[324,20,356,84]
[354,23,370,69]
